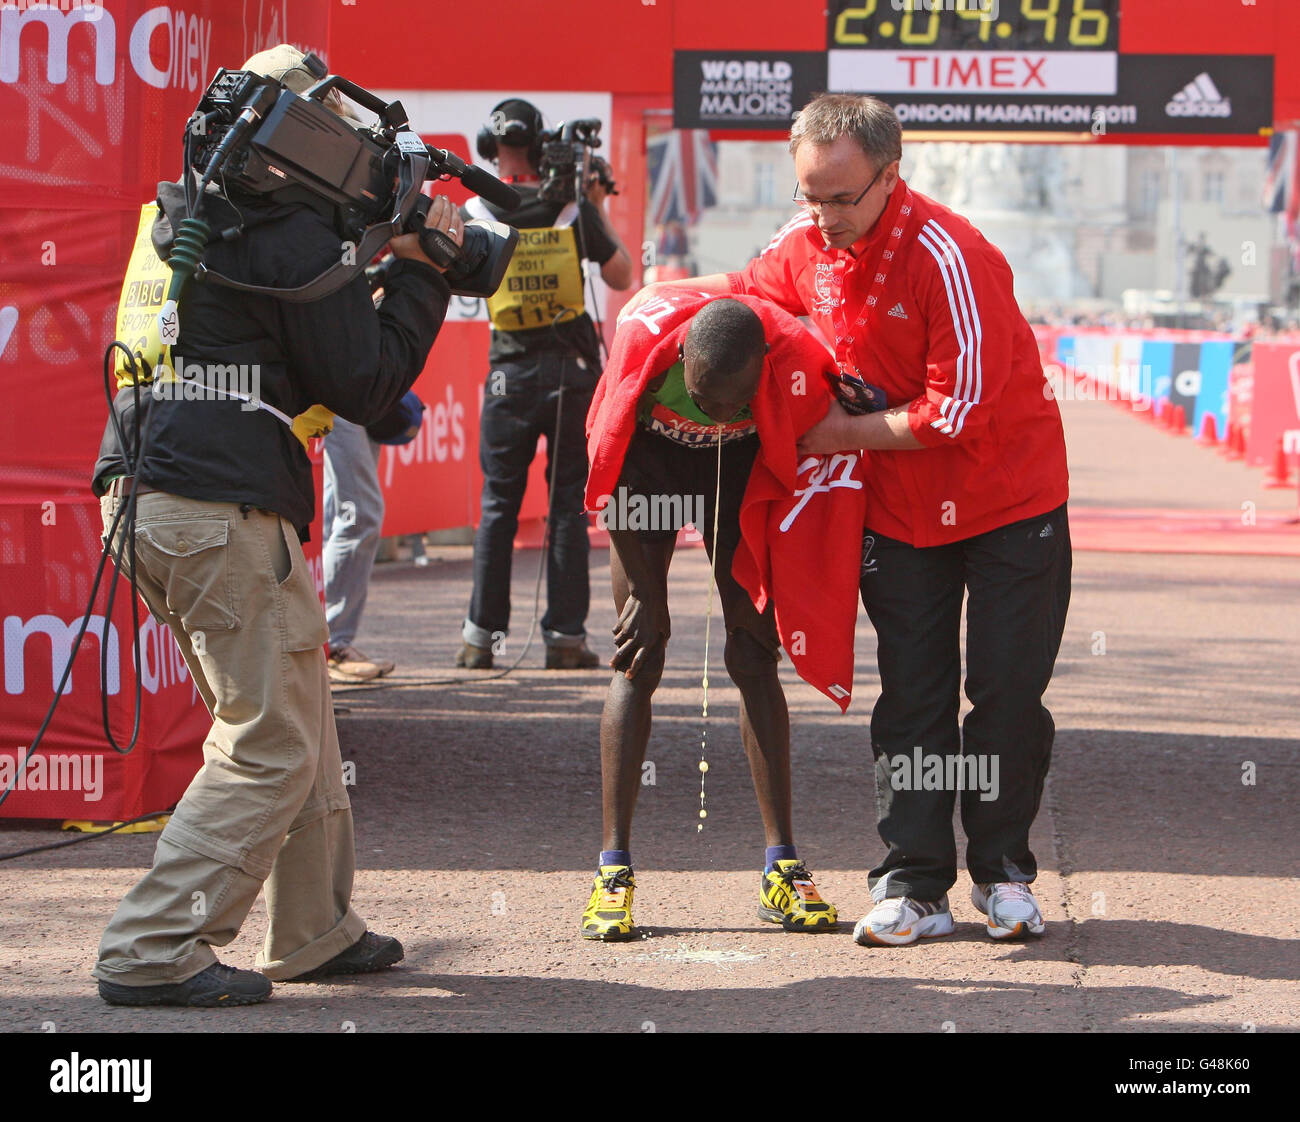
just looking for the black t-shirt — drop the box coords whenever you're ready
[466,185,617,370]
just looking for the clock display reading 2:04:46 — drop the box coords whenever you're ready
[830,0,1119,52]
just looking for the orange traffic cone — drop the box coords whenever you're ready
[1227,422,1247,461]
[1196,412,1219,446]
[1262,437,1295,489]
[1170,404,1187,435]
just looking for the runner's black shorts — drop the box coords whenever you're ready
[614,425,760,547]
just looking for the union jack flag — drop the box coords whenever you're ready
[647,128,718,227]
[1262,132,1296,214]
[1263,131,1300,271]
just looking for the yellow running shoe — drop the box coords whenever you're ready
[758,859,837,932]
[580,865,638,941]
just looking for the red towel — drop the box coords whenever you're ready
[586,291,865,711]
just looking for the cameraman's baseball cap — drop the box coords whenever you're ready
[488,98,544,146]
[243,44,360,120]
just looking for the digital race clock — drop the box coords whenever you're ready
[830,0,1119,52]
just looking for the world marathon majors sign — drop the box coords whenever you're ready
[673,50,829,131]
[838,54,1273,136]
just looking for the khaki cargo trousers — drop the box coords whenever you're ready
[94,490,366,984]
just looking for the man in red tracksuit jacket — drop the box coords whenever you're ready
[627,94,1071,946]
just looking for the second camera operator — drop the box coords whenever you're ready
[457,99,634,670]
[89,45,463,1007]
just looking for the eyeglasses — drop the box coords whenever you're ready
[793,163,888,212]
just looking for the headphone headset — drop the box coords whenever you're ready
[476,98,546,167]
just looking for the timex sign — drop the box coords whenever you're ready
[851,54,1273,136]
[828,49,1118,95]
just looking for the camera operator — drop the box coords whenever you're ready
[88,45,462,1007]
[457,99,634,670]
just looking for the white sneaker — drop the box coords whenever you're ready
[853,895,954,946]
[971,882,1045,940]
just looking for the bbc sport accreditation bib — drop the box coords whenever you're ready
[111,204,334,449]
[113,204,174,388]
[485,223,585,332]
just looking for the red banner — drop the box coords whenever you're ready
[1246,342,1300,468]
[377,322,550,537]
[0,0,331,819]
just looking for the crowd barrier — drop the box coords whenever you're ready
[1034,327,1300,483]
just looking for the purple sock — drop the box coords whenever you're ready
[765,845,797,873]
[599,850,632,870]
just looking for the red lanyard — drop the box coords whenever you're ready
[828,187,914,379]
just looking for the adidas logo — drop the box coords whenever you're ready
[1039,522,1054,539]
[1166,73,1231,119]
[887,301,908,319]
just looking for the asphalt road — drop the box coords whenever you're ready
[1,391,1296,1034]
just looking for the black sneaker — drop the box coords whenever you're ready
[282,932,404,982]
[98,962,272,1007]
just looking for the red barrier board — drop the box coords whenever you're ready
[1031,324,1061,366]
[1,493,206,820]
[1246,342,1300,468]
[0,0,332,819]
[376,321,550,538]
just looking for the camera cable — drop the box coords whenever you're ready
[0,346,171,857]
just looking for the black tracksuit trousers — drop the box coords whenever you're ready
[858,502,1071,902]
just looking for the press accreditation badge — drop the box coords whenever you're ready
[486,225,585,332]
[113,204,174,387]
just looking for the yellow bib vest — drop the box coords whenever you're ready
[484,204,585,332]
[113,204,334,449]
[113,205,174,389]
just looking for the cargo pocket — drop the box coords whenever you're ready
[136,517,238,631]
[273,517,330,653]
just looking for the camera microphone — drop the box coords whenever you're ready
[198,81,280,191]
[426,146,521,210]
